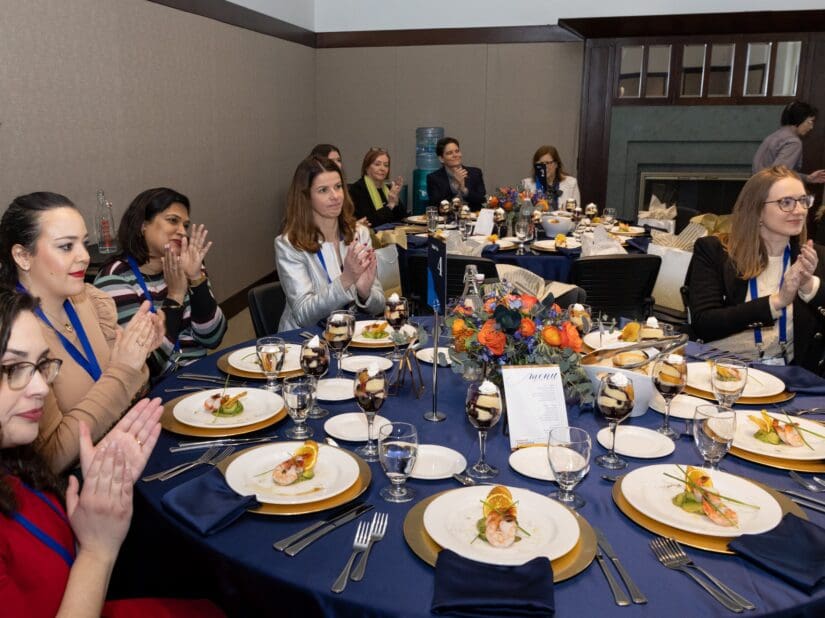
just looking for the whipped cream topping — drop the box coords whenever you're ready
[645,317,659,328]
[440,200,450,207]
[609,372,629,388]
[667,353,684,364]
[478,379,498,395]
[494,207,505,217]
[572,303,584,312]
[307,335,320,347]
[399,324,417,339]
[388,292,400,303]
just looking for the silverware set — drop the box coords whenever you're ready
[169,434,278,453]
[788,470,825,493]
[177,373,249,387]
[142,446,236,482]
[594,527,646,605]
[332,512,388,592]
[273,502,373,555]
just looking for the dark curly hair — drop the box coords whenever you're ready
[115,187,191,264]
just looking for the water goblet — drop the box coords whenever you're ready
[384,295,408,361]
[256,336,286,393]
[458,218,472,241]
[547,426,591,509]
[325,310,355,379]
[299,336,330,419]
[378,422,418,503]
[652,353,687,440]
[354,366,387,462]
[603,208,617,226]
[595,373,635,469]
[515,218,530,255]
[283,376,316,439]
[693,404,736,469]
[426,206,439,233]
[710,358,748,408]
[465,380,503,479]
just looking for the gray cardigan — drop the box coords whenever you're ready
[274,230,385,331]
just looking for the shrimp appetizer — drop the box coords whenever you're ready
[272,440,318,486]
[203,391,247,417]
[670,466,739,527]
[474,486,529,548]
[749,410,806,447]
[362,321,390,340]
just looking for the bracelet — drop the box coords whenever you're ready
[163,298,183,310]
[188,273,207,288]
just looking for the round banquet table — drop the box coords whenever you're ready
[132,327,825,618]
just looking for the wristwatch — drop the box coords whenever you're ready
[188,273,207,288]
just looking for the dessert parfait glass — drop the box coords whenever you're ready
[465,379,503,479]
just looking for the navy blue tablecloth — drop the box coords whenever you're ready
[133,331,825,617]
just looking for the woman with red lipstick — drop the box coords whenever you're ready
[0,192,164,473]
[95,188,227,377]
[348,147,406,227]
[688,166,825,372]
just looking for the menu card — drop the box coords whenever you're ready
[473,209,495,237]
[502,365,568,450]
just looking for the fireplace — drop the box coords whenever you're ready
[639,171,749,214]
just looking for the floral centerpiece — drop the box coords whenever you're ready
[446,287,594,407]
[486,187,550,236]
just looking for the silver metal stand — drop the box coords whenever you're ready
[423,309,446,422]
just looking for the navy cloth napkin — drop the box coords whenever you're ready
[749,363,825,395]
[161,468,259,536]
[729,514,825,593]
[406,234,429,249]
[481,245,500,258]
[431,550,554,617]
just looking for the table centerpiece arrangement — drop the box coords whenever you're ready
[485,186,550,237]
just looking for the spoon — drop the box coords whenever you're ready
[789,471,825,493]
[324,437,340,448]
[452,473,476,486]
[601,474,621,483]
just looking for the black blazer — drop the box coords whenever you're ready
[426,166,486,211]
[688,235,825,373]
[348,177,406,227]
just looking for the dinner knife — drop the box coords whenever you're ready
[780,494,825,515]
[595,547,631,606]
[778,489,825,509]
[594,527,647,604]
[169,435,278,453]
[276,503,373,555]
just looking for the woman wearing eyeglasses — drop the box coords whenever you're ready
[532,146,580,210]
[688,166,825,372]
[0,193,164,473]
[348,148,406,227]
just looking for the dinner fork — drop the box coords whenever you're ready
[141,446,220,482]
[650,537,745,613]
[331,520,370,593]
[158,446,236,481]
[351,512,388,581]
[789,471,825,493]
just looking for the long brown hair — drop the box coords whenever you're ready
[282,156,356,252]
[721,166,807,279]
[360,147,391,178]
[532,145,569,183]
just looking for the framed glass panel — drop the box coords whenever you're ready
[744,42,771,96]
[644,45,671,97]
[681,44,706,97]
[618,46,643,98]
[773,41,801,96]
[708,43,734,97]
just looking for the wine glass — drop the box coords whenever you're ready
[465,380,503,479]
[710,358,748,408]
[693,404,736,469]
[384,296,408,361]
[256,336,286,393]
[515,218,530,255]
[282,376,316,439]
[595,373,635,470]
[325,310,355,378]
[378,421,418,503]
[300,337,330,419]
[547,426,591,509]
[603,207,617,226]
[354,366,387,462]
[652,354,687,440]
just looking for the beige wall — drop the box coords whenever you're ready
[0,0,316,300]
[316,42,583,200]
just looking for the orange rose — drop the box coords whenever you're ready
[502,201,514,212]
[519,318,536,337]
[560,321,583,353]
[488,196,500,207]
[520,294,538,313]
[478,320,506,356]
[536,199,549,211]
[483,297,497,314]
[541,325,562,346]
[451,318,467,337]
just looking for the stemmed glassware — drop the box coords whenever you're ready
[282,376,316,439]
[354,366,387,462]
[693,404,736,469]
[652,354,687,440]
[384,295,408,361]
[378,421,418,503]
[603,208,617,226]
[515,218,530,255]
[256,336,286,393]
[595,373,635,470]
[547,426,591,509]
[426,206,439,234]
[465,380,503,479]
[325,310,355,379]
[300,336,330,419]
[567,303,592,334]
[710,358,748,408]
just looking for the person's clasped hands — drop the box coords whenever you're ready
[112,301,164,368]
[771,239,819,311]
[341,239,377,300]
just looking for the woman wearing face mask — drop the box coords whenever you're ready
[0,193,164,473]
[275,156,384,331]
[426,137,486,211]
[348,147,406,227]
[94,188,227,378]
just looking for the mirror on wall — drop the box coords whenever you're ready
[744,42,771,96]
[773,41,801,96]
[681,44,706,97]
[645,45,671,97]
[618,46,643,98]
[708,43,735,97]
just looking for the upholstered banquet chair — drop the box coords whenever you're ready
[571,254,661,320]
[247,281,286,336]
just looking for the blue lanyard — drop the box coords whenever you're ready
[12,482,74,568]
[126,255,157,314]
[749,245,790,357]
[316,250,332,284]
[17,283,102,380]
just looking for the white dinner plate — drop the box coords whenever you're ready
[339,355,393,373]
[732,410,825,461]
[582,330,634,351]
[649,393,708,420]
[423,486,579,565]
[224,442,359,505]
[415,347,452,366]
[686,363,785,398]
[609,225,646,235]
[468,236,517,251]
[323,413,391,442]
[621,464,783,537]
[351,320,395,347]
[172,388,284,429]
[227,344,301,375]
[410,445,467,480]
[316,378,355,402]
[405,214,445,225]
[508,446,555,481]
[596,426,675,458]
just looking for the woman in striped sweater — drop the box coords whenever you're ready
[95,188,227,378]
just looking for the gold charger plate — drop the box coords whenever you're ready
[729,446,825,473]
[217,350,305,381]
[160,393,286,437]
[612,476,805,554]
[403,490,597,582]
[216,444,371,516]
[683,385,795,406]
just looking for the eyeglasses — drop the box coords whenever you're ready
[764,195,815,212]
[1,358,62,390]
[542,160,557,165]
